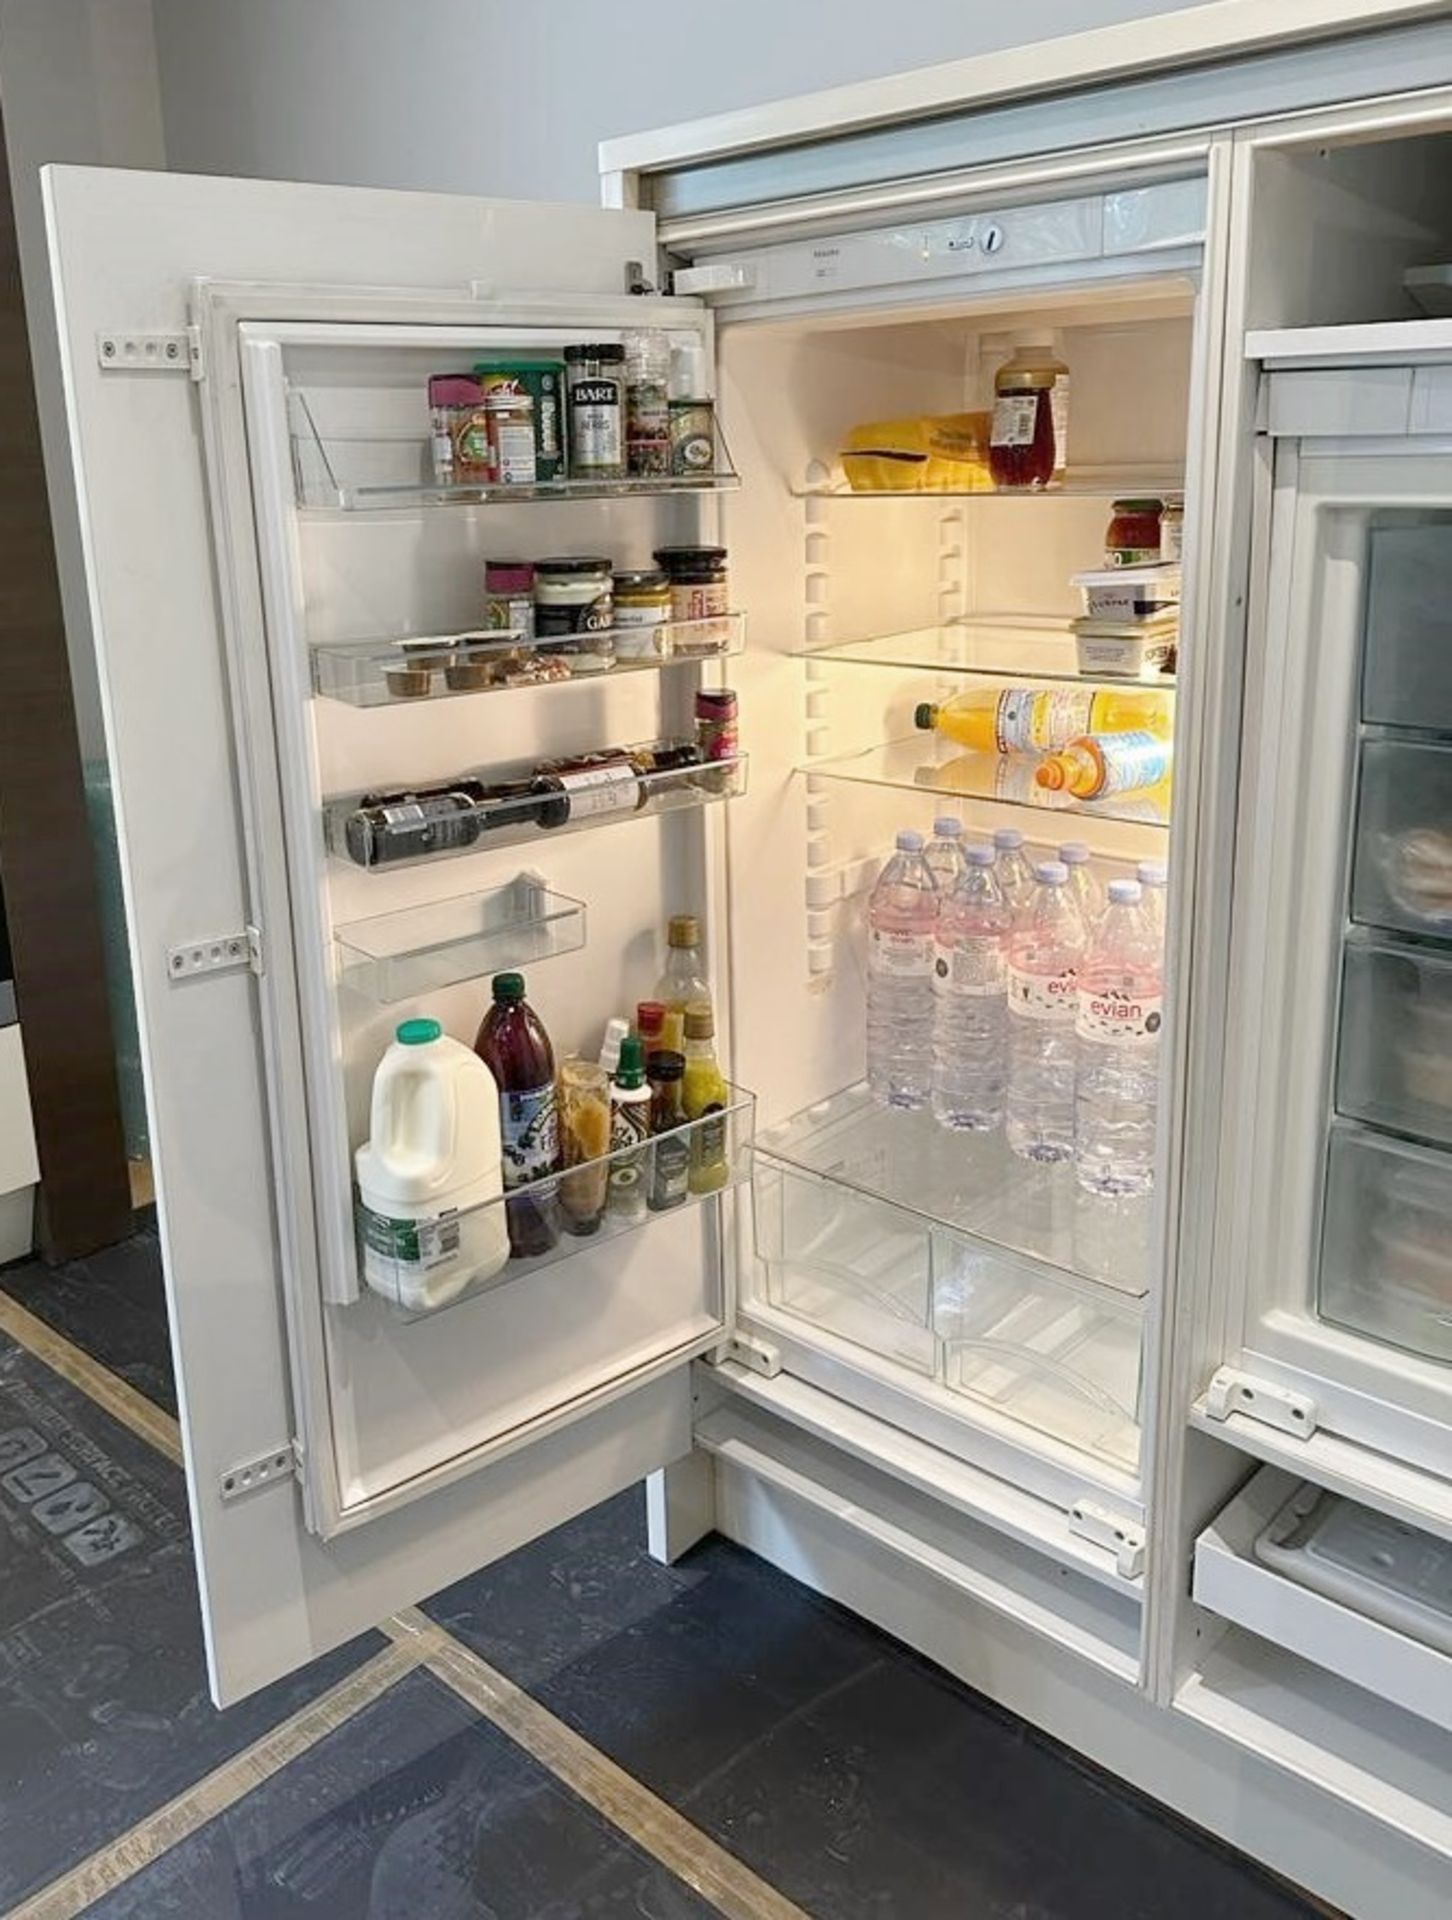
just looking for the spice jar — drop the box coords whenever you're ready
[483,561,535,640]
[564,344,626,477]
[480,377,537,486]
[613,569,672,659]
[695,689,738,762]
[1105,499,1164,569]
[624,330,671,477]
[655,546,729,654]
[534,557,615,674]
[428,375,491,485]
[1159,494,1184,564]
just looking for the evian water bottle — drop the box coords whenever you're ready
[1074,879,1163,1196]
[993,826,1036,922]
[1006,861,1087,1161]
[932,843,1011,1131]
[866,830,938,1109]
[924,815,967,890]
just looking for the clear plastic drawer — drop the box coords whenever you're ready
[1361,521,1452,734]
[1339,934,1452,1148]
[1351,737,1452,941]
[1319,1123,1452,1366]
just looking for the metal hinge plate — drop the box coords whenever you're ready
[1069,1498,1146,1580]
[167,925,263,982]
[710,1331,782,1378]
[97,327,204,379]
[1205,1366,1319,1439]
[219,1440,299,1505]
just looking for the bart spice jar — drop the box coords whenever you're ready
[564,344,626,478]
[534,557,615,673]
[655,546,729,655]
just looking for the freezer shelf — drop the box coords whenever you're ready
[796,622,1177,688]
[1338,931,1452,1148]
[313,614,744,705]
[325,753,748,871]
[1351,735,1452,941]
[802,737,1171,830]
[334,877,585,1003]
[361,1084,754,1318]
[1361,520,1452,734]
[1319,1121,1452,1365]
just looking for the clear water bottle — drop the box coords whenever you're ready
[1075,878,1163,1196]
[932,843,1011,1131]
[1058,841,1102,931]
[993,826,1037,922]
[1006,860,1088,1162]
[1137,859,1168,943]
[924,815,967,891]
[866,829,939,1109]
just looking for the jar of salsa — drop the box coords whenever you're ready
[988,367,1056,490]
[1105,499,1163,568]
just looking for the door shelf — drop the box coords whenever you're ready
[361,1084,755,1319]
[313,615,744,707]
[335,876,585,1003]
[801,737,1171,830]
[1193,1465,1452,1736]
[325,752,748,871]
[1338,930,1452,1149]
[796,621,1177,688]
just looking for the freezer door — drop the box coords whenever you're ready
[1217,433,1452,1477]
[42,165,724,1705]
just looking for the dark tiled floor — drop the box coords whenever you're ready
[0,1331,383,1910]
[81,1666,721,1920]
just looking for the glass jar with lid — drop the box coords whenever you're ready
[988,366,1057,490]
[613,569,672,659]
[534,557,615,673]
[654,545,730,654]
[1105,500,1164,569]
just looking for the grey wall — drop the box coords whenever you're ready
[152,0,1206,205]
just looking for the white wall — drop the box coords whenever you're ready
[151,0,1206,205]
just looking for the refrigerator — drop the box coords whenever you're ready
[36,50,1452,1912]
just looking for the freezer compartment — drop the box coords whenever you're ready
[334,876,586,1003]
[1361,521,1452,733]
[1193,1465,1452,1735]
[312,613,744,706]
[359,1083,754,1317]
[1351,735,1452,940]
[1338,931,1452,1147]
[324,751,748,870]
[1319,1122,1452,1364]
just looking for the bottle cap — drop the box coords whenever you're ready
[1058,841,1091,866]
[564,342,624,362]
[661,1010,685,1054]
[667,914,700,949]
[648,1049,685,1082]
[895,829,924,852]
[396,1017,442,1045]
[932,816,962,838]
[598,1016,629,1073]
[615,1033,647,1086]
[913,703,937,731]
[964,843,997,867]
[993,827,1024,850]
[684,1001,714,1041]
[1137,860,1168,887]
[636,1000,666,1039]
[491,973,525,1003]
[1035,861,1068,886]
[1034,758,1068,791]
[1108,879,1143,905]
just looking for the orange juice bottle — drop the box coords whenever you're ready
[915,687,1172,756]
[1034,731,1172,801]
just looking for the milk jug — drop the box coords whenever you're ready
[355,1017,509,1311]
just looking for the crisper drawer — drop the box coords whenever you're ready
[1352,736,1452,941]
[1361,522,1452,734]
[1194,1465,1452,1735]
[1339,933,1452,1147]
[1319,1122,1452,1364]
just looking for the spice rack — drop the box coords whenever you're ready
[334,876,586,1003]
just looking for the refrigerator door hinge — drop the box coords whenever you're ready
[219,1440,299,1505]
[1205,1366,1319,1439]
[708,1330,782,1378]
[1069,1498,1146,1580]
[97,327,204,379]
[166,924,263,982]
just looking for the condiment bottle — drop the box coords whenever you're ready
[682,1002,731,1194]
[636,1001,666,1052]
[473,972,560,1257]
[646,1050,690,1212]
[656,914,711,1021]
[558,1056,611,1236]
[667,335,715,476]
[608,1034,652,1221]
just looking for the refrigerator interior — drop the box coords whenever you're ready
[718,279,1195,1493]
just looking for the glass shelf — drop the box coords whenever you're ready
[325,751,749,871]
[313,614,744,707]
[335,876,585,1003]
[796,622,1177,688]
[792,467,1185,501]
[360,1084,755,1319]
[305,472,742,512]
[801,737,1172,830]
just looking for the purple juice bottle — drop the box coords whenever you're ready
[474,972,561,1257]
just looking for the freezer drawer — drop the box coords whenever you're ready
[1193,1465,1452,1735]
[1351,736,1452,941]
[1360,522,1452,734]
[1338,933,1452,1147]
[1319,1122,1452,1364]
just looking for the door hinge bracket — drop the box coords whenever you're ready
[219,1441,299,1505]
[1069,1497,1146,1580]
[167,925,263,982]
[709,1330,782,1378]
[97,328,203,378]
[1205,1366,1319,1439]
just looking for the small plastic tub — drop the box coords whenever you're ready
[1072,565,1180,623]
